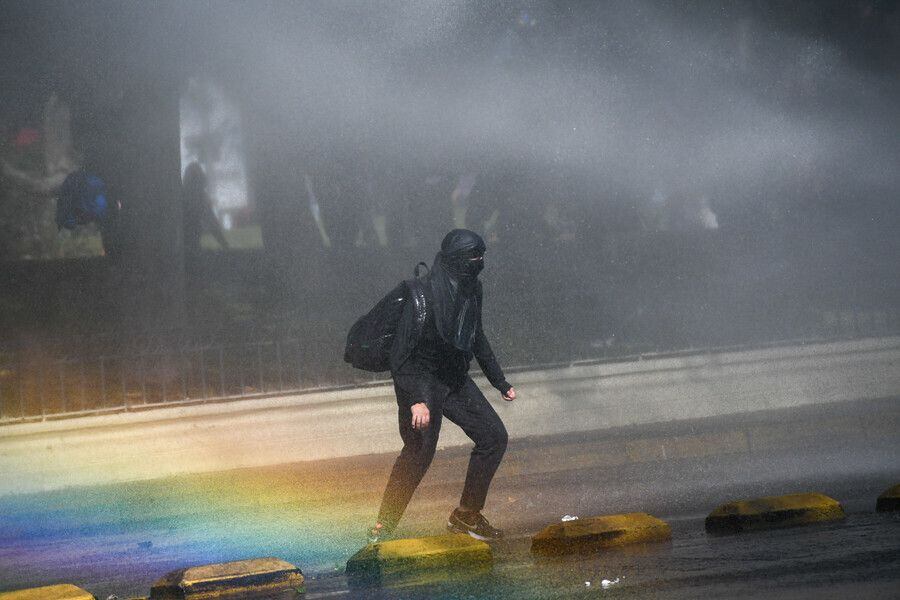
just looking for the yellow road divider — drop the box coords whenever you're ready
[149,557,304,599]
[530,512,671,556]
[705,492,845,534]
[876,483,900,512]
[0,584,95,600]
[346,534,492,588]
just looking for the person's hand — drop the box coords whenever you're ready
[502,387,516,402]
[411,402,431,430]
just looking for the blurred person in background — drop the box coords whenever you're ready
[56,168,122,259]
[182,161,229,270]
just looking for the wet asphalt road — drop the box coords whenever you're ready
[305,511,900,599]
[1,398,898,599]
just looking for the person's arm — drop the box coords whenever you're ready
[391,282,434,428]
[473,287,515,400]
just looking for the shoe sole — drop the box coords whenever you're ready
[447,521,498,542]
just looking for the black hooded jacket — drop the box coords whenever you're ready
[389,230,510,406]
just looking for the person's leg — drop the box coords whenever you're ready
[375,384,444,531]
[442,377,508,514]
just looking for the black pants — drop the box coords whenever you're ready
[377,376,508,530]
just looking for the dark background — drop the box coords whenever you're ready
[0,1,898,417]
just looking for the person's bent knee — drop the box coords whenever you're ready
[476,425,507,455]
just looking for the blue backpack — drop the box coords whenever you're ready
[56,171,109,230]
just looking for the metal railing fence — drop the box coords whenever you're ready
[1,305,898,425]
[0,338,385,423]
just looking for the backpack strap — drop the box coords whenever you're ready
[406,277,428,335]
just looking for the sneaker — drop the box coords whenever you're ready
[367,523,391,544]
[447,508,503,541]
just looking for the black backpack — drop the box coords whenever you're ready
[344,263,428,372]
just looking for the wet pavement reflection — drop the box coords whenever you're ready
[307,512,900,599]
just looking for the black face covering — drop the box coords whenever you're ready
[441,246,485,279]
[429,229,486,352]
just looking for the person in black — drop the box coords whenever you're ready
[370,229,516,542]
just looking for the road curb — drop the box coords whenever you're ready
[148,557,304,599]
[530,512,671,556]
[705,492,845,534]
[876,483,900,512]
[346,534,492,588]
[0,585,95,600]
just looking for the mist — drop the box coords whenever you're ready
[1,6,899,598]
[208,1,900,202]
[1,0,898,402]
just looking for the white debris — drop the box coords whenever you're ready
[561,514,579,522]
[585,581,591,587]
[601,578,620,588]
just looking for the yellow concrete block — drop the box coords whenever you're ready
[346,534,492,587]
[0,584,95,600]
[705,492,845,534]
[149,557,304,599]
[530,512,671,556]
[876,483,900,512]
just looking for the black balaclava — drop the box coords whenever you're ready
[429,229,486,352]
